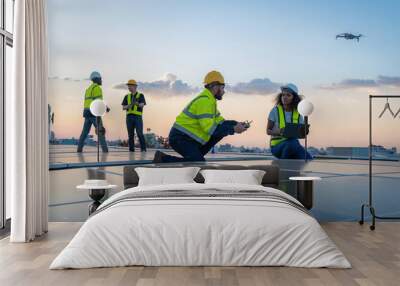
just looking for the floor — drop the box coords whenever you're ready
[1,222,399,286]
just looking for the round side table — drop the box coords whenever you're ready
[289,176,321,210]
[77,181,117,215]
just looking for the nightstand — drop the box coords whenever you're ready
[77,180,117,215]
[289,176,321,210]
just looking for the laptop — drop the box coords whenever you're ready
[282,123,306,139]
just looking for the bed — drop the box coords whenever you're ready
[50,164,350,269]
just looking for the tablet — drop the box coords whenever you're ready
[282,123,306,139]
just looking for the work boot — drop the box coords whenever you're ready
[153,150,166,163]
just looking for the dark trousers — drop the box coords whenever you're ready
[271,138,312,160]
[161,128,225,162]
[77,116,108,152]
[126,115,146,151]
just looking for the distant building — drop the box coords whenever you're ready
[308,147,323,156]
[132,132,161,148]
[48,104,55,143]
[57,138,78,145]
[143,133,158,148]
[216,144,235,152]
[86,135,96,146]
[326,147,366,157]
[216,144,266,154]
[326,145,397,159]
[107,139,123,146]
[50,131,56,142]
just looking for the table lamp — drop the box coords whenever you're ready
[298,99,314,161]
[90,99,107,162]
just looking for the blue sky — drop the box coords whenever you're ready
[48,0,400,85]
[47,0,400,148]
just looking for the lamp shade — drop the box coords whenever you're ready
[90,99,107,117]
[298,99,314,116]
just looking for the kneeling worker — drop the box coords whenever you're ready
[121,79,147,152]
[153,71,249,163]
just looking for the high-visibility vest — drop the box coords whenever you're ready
[84,83,103,109]
[174,89,224,145]
[126,92,143,116]
[270,105,300,147]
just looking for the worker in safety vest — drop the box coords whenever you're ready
[153,71,249,163]
[77,71,109,153]
[267,83,312,159]
[121,79,147,152]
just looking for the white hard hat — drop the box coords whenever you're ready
[281,83,299,95]
[90,71,101,80]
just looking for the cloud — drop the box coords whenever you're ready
[48,76,88,82]
[52,73,283,96]
[161,73,177,82]
[112,73,198,96]
[320,75,400,90]
[376,75,400,86]
[227,78,281,95]
[113,83,129,90]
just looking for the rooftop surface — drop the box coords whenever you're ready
[49,146,400,223]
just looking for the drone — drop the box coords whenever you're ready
[336,33,364,42]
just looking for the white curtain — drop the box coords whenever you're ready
[8,0,49,242]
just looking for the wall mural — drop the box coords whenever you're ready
[48,0,400,163]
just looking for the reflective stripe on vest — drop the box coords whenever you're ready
[127,92,143,116]
[183,94,224,126]
[174,89,224,145]
[84,83,103,109]
[270,105,300,147]
[182,95,211,119]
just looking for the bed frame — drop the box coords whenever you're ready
[123,163,317,209]
[123,163,280,190]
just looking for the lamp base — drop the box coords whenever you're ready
[88,188,106,215]
[304,116,308,162]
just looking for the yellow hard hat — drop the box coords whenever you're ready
[127,79,137,86]
[204,71,225,85]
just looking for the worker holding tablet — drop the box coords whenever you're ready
[267,83,312,160]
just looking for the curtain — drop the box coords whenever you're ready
[8,0,49,242]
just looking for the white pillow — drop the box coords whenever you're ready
[135,167,200,186]
[200,169,266,185]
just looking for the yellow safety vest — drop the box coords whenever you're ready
[84,83,103,109]
[270,105,300,147]
[126,92,143,116]
[174,89,224,145]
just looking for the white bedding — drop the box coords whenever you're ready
[50,183,351,269]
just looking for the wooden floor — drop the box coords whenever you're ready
[0,222,399,286]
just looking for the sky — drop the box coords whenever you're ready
[47,0,400,149]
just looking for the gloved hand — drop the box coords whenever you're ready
[106,106,111,113]
[242,120,252,129]
[234,122,247,134]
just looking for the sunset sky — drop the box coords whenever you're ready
[47,0,400,149]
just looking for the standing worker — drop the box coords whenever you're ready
[77,71,109,153]
[153,71,249,163]
[121,79,147,152]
